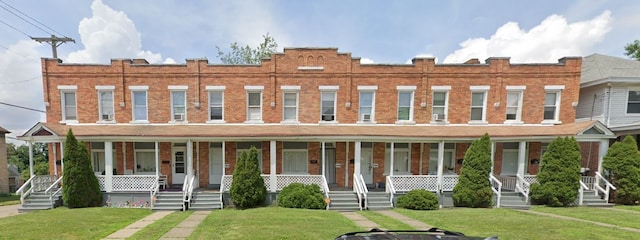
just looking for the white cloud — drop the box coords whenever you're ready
[443,11,612,63]
[360,57,375,64]
[406,54,437,64]
[66,0,164,63]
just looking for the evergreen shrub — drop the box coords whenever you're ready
[530,137,581,207]
[278,183,327,209]
[397,189,439,210]
[452,133,493,208]
[61,129,102,208]
[230,146,267,209]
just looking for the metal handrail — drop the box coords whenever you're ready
[385,176,396,206]
[185,176,195,210]
[358,174,368,210]
[595,172,616,202]
[150,175,160,208]
[489,174,502,208]
[16,175,36,205]
[578,180,589,205]
[515,174,531,203]
[352,173,364,211]
[321,175,330,210]
[182,175,191,211]
[45,176,63,208]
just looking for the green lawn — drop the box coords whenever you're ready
[0,193,20,206]
[394,208,640,240]
[532,206,640,229]
[614,205,640,212]
[357,211,415,230]
[188,207,361,240]
[0,207,151,240]
[128,210,193,240]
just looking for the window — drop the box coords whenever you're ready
[505,86,525,123]
[91,142,115,174]
[358,86,376,122]
[544,92,560,120]
[283,91,298,122]
[628,90,640,114]
[397,86,415,122]
[59,85,77,122]
[209,91,224,121]
[134,142,156,173]
[283,142,308,174]
[236,142,262,172]
[384,143,410,174]
[469,86,490,122]
[97,86,115,122]
[171,90,187,122]
[428,143,455,174]
[431,86,450,122]
[130,86,148,122]
[320,86,338,122]
[245,86,264,122]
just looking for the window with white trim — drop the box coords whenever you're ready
[358,87,376,122]
[245,86,263,122]
[397,88,414,122]
[134,142,156,173]
[171,90,187,122]
[432,88,449,122]
[428,143,455,174]
[59,85,77,122]
[91,142,115,174]
[209,91,223,121]
[543,91,560,120]
[320,86,338,122]
[283,91,298,122]
[97,87,114,122]
[505,86,525,122]
[384,143,411,174]
[627,89,640,114]
[130,86,148,122]
[282,142,308,174]
[470,91,487,121]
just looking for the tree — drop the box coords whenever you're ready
[7,142,49,180]
[453,133,493,208]
[530,137,582,207]
[602,136,640,205]
[624,40,640,61]
[229,146,266,209]
[216,33,278,64]
[61,129,102,208]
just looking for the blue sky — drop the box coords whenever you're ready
[1,0,639,141]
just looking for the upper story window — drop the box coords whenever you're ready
[396,86,416,123]
[543,85,564,123]
[431,86,451,122]
[169,86,187,122]
[129,86,149,123]
[207,86,225,123]
[282,86,300,123]
[470,86,489,123]
[58,85,78,123]
[245,86,264,123]
[358,86,377,123]
[505,86,525,124]
[319,86,338,123]
[627,89,640,114]
[96,86,115,122]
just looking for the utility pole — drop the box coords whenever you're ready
[31,34,75,59]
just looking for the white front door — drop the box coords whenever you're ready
[209,147,223,185]
[502,149,519,175]
[172,147,186,184]
[360,147,373,184]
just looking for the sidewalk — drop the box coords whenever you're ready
[0,204,21,219]
[159,210,211,240]
[103,210,175,239]
[340,210,433,231]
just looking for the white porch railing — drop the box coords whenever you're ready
[489,174,502,208]
[515,174,532,203]
[16,175,35,205]
[496,176,516,191]
[385,176,396,205]
[183,174,195,211]
[16,175,56,205]
[44,176,63,208]
[221,174,330,195]
[353,173,367,210]
[594,172,616,202]
[96,175,157,191]
[442,175,459,192]
[578,180,589,205]
[581,176,596,190]
[386,175,439,192]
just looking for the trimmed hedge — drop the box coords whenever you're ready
[603,135,640,205]
[452,133,493,208]
[397,189,439,210]
[530,137,581,207]
[230,146,267,209]
[278,183,327,209]
[61,129,102,208]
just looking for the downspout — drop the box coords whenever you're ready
[605,86,612,126]
[419,143,424,175]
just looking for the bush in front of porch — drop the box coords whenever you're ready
[397,189,438,210]
[278,183,327,209]
[230,146,267,209]
[61,129,102,208]
[603,135,640,205]
[453,133,493,208]
[530,137,581,207]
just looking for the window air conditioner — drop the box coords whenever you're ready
[174,113,185,121]
[102,114,113,121]
[433,113,446,121]
[361,114,371,122]
[322,114,334,121]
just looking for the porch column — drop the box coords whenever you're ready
[222,141,226,177]
[28,141,34,177]
[270,141,277,193]
[490,141,495,174]
[390,142,395,176]
[437,141,444,191]
[123,142,127,173]
[155,142,159,176]
[60,142,64,174]
[321,142,326,177]
[52,143,58,177]
[187,140,194,178]
[354,141,361,176]
[105,141,113,192]
[517,141,526,176]
[598,139,609,173]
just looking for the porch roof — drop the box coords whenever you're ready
[19,120,614,142]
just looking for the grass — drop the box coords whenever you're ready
[128,210,193,240]
[0,193,20,206]
[394,208,640,239]
[614,205,640,212]
[357,211,415,230]
[532,206,640,229]
[188,207,362,240]
[0,207,151,240]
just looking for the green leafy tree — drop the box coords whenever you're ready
[7,143,49,180]
[61,129,102,208]
[603,136,640,205]
[625,40,640,61]
[530,137,581,207]
[453,133,493,208]
[230,146,267,209]
[216,33,278,64]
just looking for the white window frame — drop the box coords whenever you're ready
[431,86,451,123]
[91,142,115,174]
[96,86,115,123]
[281,86,300,123]
[59,85,78,123]
[469,86,489,124]
[428,143,456,174]
[505,86,525,124]
[396,86,416,124]
[627,88,640,114]
[319,86,338,123]
[542,85,564,124]
[129,86,149,123]
[245,86,264,123]
[358,86,377,123]
[134,149,156,174]
[169,86,188,123]
[384,143,411,175]
[207,86,225,123]
[282,149,308,174]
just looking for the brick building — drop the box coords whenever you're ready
[0,126,9,193]
[19,48,614,209]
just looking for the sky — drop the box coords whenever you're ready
[1,0,639,143]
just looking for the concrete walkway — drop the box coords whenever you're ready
[517,209,640,234]
[103,210,175,239]
[376,210,433,230]
[0,204,21,219]
[159,210,211,240]
[340,211,381,230]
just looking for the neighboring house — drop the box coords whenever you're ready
[8,164,20,192]
[0,126,9,193]
[578,54,640,140]
[18,48,614,210]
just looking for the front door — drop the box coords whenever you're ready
[501,149,519,175]
[360,146,373,184]
[209,147,223,186]
[324,148,336,184]
[172,147,186,184]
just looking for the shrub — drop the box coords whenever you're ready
[397,189,439,210]
[530,137,581,207]
[453,133,493,208]
[278,183,327,209]
[61,129,102,208]
[603,136,640,205]
[230,146,267,209]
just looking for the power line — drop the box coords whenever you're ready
[0,18,30,37]
[0,4,50,35]
[0,0,66,37]
[0,75,41,84]
[0,44,42,62]
[0,101,45,113]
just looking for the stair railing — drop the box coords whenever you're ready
[321,175,330,210]
[16,175,36,205]
[578,180,589,205]
[182,175,194,211]
[352,173,366,210]
[45,176,63,208]
[489,174,502,208]
[515,174,531,203]
[594,172,616,202]
[358,174,368,210]
[385,176,396,207]
[150,175,160,208]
